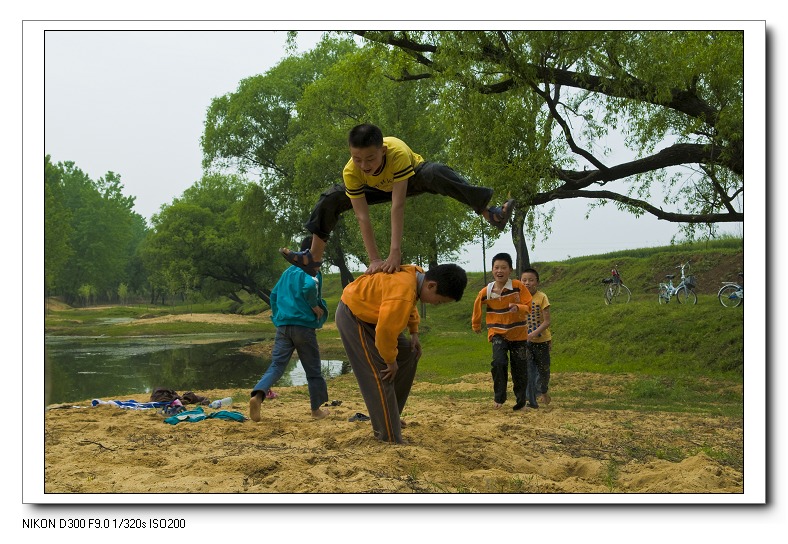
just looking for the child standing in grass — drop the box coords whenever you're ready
[472,253,535,410]
[521,267,553,405]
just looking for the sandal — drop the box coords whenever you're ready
[348,412,370,422]
[487,198,516,231]
[279,247,322,277]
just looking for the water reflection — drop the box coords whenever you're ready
[44,335,351,405]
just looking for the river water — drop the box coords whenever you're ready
[44,334,350,405]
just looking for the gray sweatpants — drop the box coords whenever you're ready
[335,300,420,444]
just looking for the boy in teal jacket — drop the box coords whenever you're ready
[249,237,330,422]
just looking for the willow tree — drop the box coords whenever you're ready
[353,31,744,267]
[202,34,487,285]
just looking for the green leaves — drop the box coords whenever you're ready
[47,157,146,304]
[357,30,744,233]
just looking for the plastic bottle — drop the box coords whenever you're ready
[210,396,233,409]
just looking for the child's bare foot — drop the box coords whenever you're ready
[249,391,264,422]
[537,393,551,405]
[494,402,503,409]
[312,407,329,419]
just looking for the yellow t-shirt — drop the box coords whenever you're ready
[342,137,425,198]
[526,290,551,343]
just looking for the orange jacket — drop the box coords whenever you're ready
[340,265,422,363]
[472,278,532,342]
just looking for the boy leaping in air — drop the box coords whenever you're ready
[280,123,514,276]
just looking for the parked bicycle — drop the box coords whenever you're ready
[658,260,697,305]
[718,273,743,308]
[602,264,631,304]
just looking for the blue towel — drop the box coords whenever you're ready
[92,399,168,410]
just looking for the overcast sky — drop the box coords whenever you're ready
[19,11,772,532]
[41,28,748,272]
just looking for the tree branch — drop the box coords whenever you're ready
[535,188,742,223]
[553,143,731,189]
[355,31,721,128]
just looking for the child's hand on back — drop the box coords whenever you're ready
[365,259,385,275]
[380,249,402,274]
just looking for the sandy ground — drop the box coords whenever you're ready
[43,312,743,497]
[43,373,744,496]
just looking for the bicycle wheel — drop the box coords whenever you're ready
[604,284,617,305]
[607,283,630,304]
[658,286,669,304]
[616,284,631,303]
[676,286,697,305]
[718,284,743,308]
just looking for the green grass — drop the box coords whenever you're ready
[46,240,745,412]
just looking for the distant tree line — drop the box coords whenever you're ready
[45,156,148,305]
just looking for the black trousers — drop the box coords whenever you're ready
[305,162,494,241]
[490,335,531,405]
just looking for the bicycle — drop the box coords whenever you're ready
[658,260,697,305]
[718,273,743,308]
[602,264,631,304]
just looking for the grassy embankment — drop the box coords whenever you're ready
[45,239,745,417]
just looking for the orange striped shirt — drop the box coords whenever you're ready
[471,279,532,342]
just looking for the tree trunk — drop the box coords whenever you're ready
[254,288,271,306]
[512,210,530,275]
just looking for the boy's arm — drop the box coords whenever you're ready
[350,196,383,274]
[374,298,414,365]
[540,306,551,329]
[528,305,551,341]
[301,274,323,319]
[379,179,408,274]
[514,283,532,314]
[471,289,484,332]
